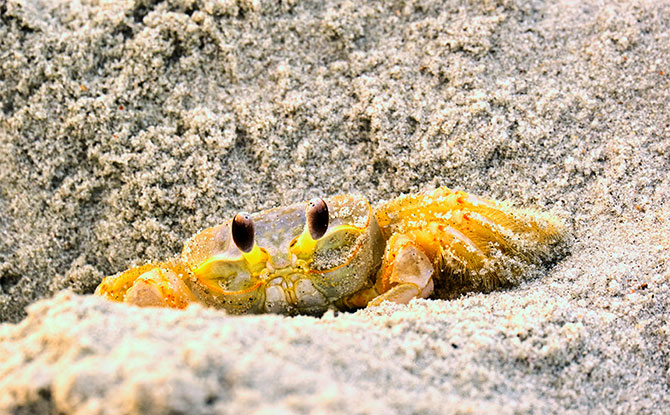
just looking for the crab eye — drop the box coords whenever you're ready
[307,198,329,240]
[232,212,255,253]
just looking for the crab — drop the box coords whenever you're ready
[95,187,567,315]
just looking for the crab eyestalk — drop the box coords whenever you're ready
[232,212,255,253]
[307,198,329,239]
[230,212,271,274]
[289,198,330,261]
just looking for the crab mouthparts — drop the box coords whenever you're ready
[263,273,328,312]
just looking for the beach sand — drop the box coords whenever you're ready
[1,0,669,413]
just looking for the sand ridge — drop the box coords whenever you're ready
[1,0,669,413]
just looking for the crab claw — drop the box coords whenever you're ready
[95,259,196,309]
[367,234,435,306]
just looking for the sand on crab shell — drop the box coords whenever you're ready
[1,0,669,414]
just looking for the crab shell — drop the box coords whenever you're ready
[179,194,385,315]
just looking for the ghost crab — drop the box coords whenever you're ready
[96,187,566,315]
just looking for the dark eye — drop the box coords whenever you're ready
[232,212,255,253]
[307,198,329,239]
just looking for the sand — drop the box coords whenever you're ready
[0,0,668,413]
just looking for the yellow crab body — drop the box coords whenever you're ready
[95,187,567,315]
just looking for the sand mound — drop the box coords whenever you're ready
[1,0,668,413]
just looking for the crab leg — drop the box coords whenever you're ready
[366,187,566,306]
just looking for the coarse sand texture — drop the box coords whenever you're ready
[0,0,668,414]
